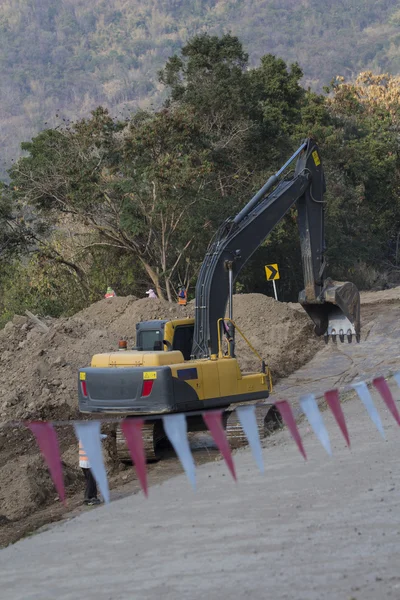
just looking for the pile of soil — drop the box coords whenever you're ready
[0,294,318,422]
[0,293,320,535]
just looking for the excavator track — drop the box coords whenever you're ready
[116,420,166,463]
[224,401,282,449]
[116,403,282,463]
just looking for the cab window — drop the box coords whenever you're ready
[138,330,162,351]
[172,325,194,360]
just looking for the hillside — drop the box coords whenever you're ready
[1,0,400,179]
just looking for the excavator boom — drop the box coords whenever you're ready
[192,138,360,359]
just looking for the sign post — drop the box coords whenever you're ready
[265,264,280,301]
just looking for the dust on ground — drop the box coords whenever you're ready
[0,288,396,547]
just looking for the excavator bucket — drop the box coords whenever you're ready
[299,279,361,343]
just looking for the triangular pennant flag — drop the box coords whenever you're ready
[275,400,306,460]
[373,376,400,426]
[27,422,66,505]
[203,410,236,481]
[352,381,385,439]
[324,389,350,447]
[394,372,400,390]
[162,414,196,489]
[74,422,110,504]
[236,405,264,473]
[300,394,332,456]
[120,419,148,497]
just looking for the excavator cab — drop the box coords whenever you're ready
[135,319,195,360]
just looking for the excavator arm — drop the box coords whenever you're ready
[192,138,360,359]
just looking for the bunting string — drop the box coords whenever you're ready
[12,370,400,503]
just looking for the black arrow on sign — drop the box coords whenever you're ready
[266,265,278,280]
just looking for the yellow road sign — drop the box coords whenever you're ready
[265,264,280,281]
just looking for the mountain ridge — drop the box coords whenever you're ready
[1,0,400,178]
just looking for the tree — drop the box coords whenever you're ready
[9,106,220,300]
[289,73,400,287]
[160,34,307,214]
[159,33,249,128]
[0,182,32,257]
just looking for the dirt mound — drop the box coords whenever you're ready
[76,295,139,326]
[86,296,195,338]
[0,454,81,521]
[231,294,320,378]
[359,286,400,305]
[0,292,320,528]
[0,293,320,423]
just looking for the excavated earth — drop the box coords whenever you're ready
[0,288,396,547]
[0,293,319,546]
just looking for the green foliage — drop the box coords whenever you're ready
[9,103,224,300]
[160,33,249,118]
[0,257,86,327]
[0,247,141,327]
[3,31,400,323]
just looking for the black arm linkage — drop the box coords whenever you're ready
[191,138,326,359]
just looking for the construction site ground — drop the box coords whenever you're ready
[0,291,323,547]
[0,287,399,597]
[2,381,400,598]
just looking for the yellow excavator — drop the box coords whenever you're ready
[78,139,361,461]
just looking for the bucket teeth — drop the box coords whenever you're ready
[324,328,356,343]
[299,279,360,344]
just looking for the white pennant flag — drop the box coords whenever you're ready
[393,372,400,390]
[300,393,332,456]
[74,421,110,504]
[236,405,264,473]
[352,381,385,439]
[163,414,196,490]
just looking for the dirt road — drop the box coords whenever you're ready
[1,383,400,600]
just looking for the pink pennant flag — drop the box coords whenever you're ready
[274,400,307,460]
[324,389,350,447]
[203,410,236,481]
[27,422,66,505]
[121,419,148,497]
[373,377,400,426]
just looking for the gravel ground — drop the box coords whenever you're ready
[1,383,400,600]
